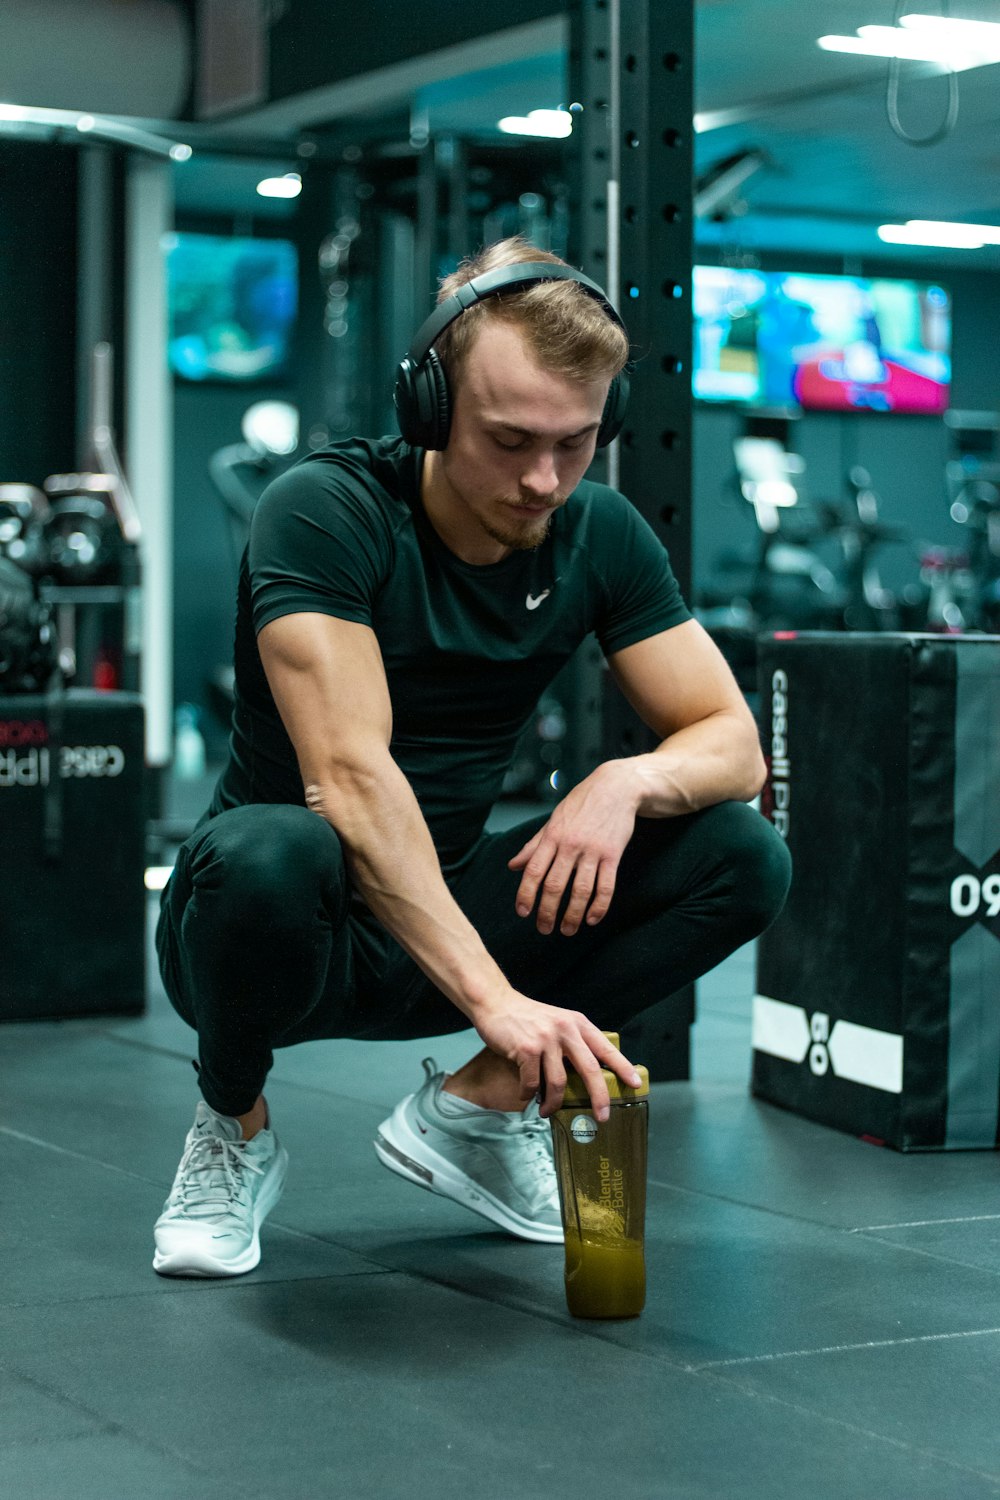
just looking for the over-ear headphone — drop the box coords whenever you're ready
[393,262,630,452]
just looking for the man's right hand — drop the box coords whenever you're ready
[471,992,643,1120]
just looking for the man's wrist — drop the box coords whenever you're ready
[447,957,513,1024]
[615,749,692,818]
[601,754,661,817]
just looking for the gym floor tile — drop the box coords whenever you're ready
[6,915,1000,1499]
[263,1029,481,1108]
[713,1329,1000,1484]
[0,1131,387,1308]
[275,1168,1000,1368]
[0,1024,278,1181]
[0,1277,994,1500]
[6,1433,235,1500]
[0,1370,98,1447]
[643,1080,1000,1230]
[852,1216,1000,1276]
[102,999,197,1057]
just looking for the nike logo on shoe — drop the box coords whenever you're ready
[525,590,551,610]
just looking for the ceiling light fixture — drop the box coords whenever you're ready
[497,108,572,139]
[877,218,1000,248]
[818,13,1000,71]
[900,13,1000,44]
[256,172,302,199]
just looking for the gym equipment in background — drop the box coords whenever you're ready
[0,484,51,576]
[754,632,1000,1151]
[944,410,1000,632]
[733,433,847,629]
[701,435,909,636]
[34,469,142,691]
[836,465,908,630]
[33,345,144,692]
[0,689,145,1020]
[209,399,300,576]
[698,434,845,657]
[41,482,123,586]
[206,401,300,719]
[0,556,58,692]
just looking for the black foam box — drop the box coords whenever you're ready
[0,689,146,1020]
[754,633,1000,1151]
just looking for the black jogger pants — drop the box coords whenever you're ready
[156,799,791,1116]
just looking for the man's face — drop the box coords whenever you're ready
[438,319,611,554]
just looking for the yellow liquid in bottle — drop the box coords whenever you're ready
[563,1229,646,1319]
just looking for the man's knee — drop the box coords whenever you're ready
[184,803,347,929]
[705,800,792,934]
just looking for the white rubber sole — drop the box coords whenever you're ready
[152,1144,289,1278]
[374,1101,563,1245]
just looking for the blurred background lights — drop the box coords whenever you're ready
[497,108,573,139]
[257,172,302,199]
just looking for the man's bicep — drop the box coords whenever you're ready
[257,612,392,781]
[606,619,752,739]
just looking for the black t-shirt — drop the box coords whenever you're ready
[209,436,691,869]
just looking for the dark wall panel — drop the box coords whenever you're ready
[269,1,560,102]
[0,142,78,485]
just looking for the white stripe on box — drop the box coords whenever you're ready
[828,1020,904,1095]
[753,996,904,1094]
[751,995,810,1063]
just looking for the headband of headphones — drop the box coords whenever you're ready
[394,261,630,451]
[405,262,627,362]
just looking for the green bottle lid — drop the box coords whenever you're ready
[560,1032,649,1106]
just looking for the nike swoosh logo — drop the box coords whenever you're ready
[417,1123,428,1135]
[525,590,551,610]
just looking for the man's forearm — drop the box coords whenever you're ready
[622,708,765,817]
[304,757,509,1022]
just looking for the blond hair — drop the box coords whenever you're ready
[433,236,630,389]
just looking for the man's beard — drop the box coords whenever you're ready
[479,497,561,552]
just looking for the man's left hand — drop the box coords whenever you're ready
[508,760,638,935]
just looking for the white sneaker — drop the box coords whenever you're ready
[153,1101,288,1277]
[374,1059,563,1243]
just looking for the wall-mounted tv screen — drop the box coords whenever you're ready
[165,233,298,383]
[693,267,951,415]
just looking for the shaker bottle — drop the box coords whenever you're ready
[549,1031,649,1319]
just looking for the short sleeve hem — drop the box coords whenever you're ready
[251,592,373,637]
[599,602,692,658]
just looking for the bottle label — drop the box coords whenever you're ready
[570,1115,598,1145]
[599,1154,626,1215]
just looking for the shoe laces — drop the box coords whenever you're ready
[518,1108,558,1184]
[166,1129,266,1221]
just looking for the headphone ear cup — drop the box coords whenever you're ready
[394,350,453,450]
[422,350,452,451]
[596,368,630,449]
[392,358,421,447]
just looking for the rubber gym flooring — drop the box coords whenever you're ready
[4,815,1000,1497]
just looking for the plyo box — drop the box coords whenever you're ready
[754,633,1000,1151]
[0,689,146,1020]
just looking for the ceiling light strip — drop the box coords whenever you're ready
[878,219,1000,248]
